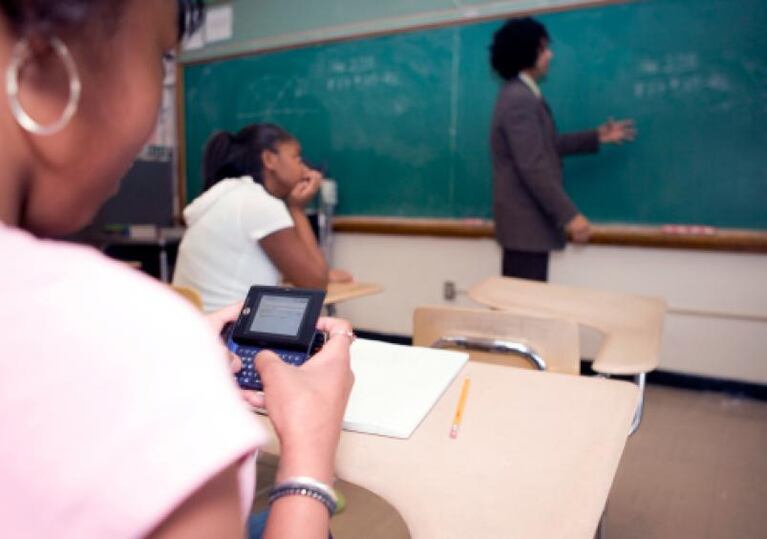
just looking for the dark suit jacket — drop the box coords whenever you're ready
[490,78,599,252]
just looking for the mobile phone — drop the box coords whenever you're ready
[221,285,326,390]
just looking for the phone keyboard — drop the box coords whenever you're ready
[234,346,308,390]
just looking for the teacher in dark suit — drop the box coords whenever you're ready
[489,17,635,281]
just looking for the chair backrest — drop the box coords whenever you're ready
[413,305,580,375]
[468,277,667,375]
[170,285,204,311]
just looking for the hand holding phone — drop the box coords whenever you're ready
[221,286,326,390]
[255,316,355,483]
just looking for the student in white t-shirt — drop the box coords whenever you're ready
[173,124,352,312]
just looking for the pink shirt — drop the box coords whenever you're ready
[0,224,267,537]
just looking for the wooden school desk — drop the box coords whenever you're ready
[469,277,666,434]
[281,282,381,312]
[324,282,383,316]
[468,277,666,376]
[255,360,638,539]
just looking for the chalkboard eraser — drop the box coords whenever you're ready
[661,225,716,235]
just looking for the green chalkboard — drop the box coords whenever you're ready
[183,0,767,229]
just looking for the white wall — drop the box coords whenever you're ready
[331,233,767,385]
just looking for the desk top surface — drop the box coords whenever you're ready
[77,226,186,246]
[256,361,638,539]
[469,276,667,375]
[325,281,383,305]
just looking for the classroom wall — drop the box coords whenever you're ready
[331,234,767,385]
[183,1,767,385]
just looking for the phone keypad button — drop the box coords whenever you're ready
[230,345,309,389]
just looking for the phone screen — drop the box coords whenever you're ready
[249,294,309,336]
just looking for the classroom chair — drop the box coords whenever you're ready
[413,305,580,375]
[170,284,204,311]
[467,276,667,434]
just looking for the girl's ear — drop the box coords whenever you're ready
[261,149,277,171]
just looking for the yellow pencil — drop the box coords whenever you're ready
[449,378,471,439]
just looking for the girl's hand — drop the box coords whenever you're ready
[253,317,355,483]
[204,302,262,406]
[204,302,243,334]
[287,168,322,208]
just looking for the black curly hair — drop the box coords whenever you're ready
[490,17,549,81]
[0,0,204,41]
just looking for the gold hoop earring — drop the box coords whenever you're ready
[5,36,82,136]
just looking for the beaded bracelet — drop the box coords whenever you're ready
[268,476,338,517]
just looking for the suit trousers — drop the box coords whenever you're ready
[502,249,549,282]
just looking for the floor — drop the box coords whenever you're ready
[253,453,410,539]
[606,385,767,539]
[253,384,767,538]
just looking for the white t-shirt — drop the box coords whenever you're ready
[0,223,266,538]
[173,177,294,312]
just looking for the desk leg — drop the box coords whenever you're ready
[629,372,646,436]
[596,505,607,539]
[596,372,646,438]
[159,243,169,283]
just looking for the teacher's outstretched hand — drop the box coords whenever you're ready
[598,118,636,144]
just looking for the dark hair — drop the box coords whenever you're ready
[0,0,205,41]
[490,17,549,80]
[202,123,297,192]
[177,0,205,41]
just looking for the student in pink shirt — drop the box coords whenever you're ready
[0,2,354,538]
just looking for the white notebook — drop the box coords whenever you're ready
[343,339,469,439]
